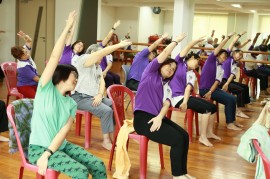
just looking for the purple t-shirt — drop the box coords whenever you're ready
[170,55,187,97]
[134,58,167,116]
[17,58,38,87]
[59,45,74,65]
[200,52,223,89]
[222,50,238,80]
[127,48,150,81]
[99,42,112,71]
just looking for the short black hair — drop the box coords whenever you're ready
[259,44,268,52]
[52,64,78,86]
[217,49,228,57]
[186,52,200,61]
[158,58,178,80]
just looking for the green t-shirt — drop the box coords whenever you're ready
[29,79,77,150]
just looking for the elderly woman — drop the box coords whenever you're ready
[71,40,131,150]
[11,31,39,98]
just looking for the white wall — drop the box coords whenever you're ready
[99,6,116,41]
[55,0,82,42]
[0,0,16,62]
[163,11,173,35]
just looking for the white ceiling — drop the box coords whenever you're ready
[101,0,270,14]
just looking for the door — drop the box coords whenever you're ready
[17,0,54,73]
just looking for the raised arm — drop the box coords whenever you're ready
[228,31,246,51]
[148,33,168,52]
[264,35,270,45]
[65,20,77,45]
[17,31,32,48]
[211,30,215,38]
[157,33,186,64]
[84,40,132,67]
[180,36,204,57]
[41,11,77,87]
[101,20,121,46]
[239,38,251,49]
[214,32,235,56]
[252,33,261,46]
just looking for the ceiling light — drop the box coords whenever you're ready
[231,4,242,8]
[250,10,257,13]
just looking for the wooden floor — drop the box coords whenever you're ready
[0,60,264,179]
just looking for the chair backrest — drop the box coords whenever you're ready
[122,65,131,86]
[1,62,18,93]
[253,139,270,179]
[6,99,34,165]
[107,85,135,131]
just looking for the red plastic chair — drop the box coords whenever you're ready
[239,61,257,98]
[252,139,270,179]
[107,85,164,179]
[166,107,199,142]
[1,62,24,105]
[75,110,93,149]
[6,102,60,179]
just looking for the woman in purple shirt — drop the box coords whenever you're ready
[59,20,85,65]
[199,33,243,131]
[126,33,168,91]
[11,31,39,98]
[220,32,252,119]
[170,37,219,147]
[134,33,196,179]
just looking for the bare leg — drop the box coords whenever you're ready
[236,108,250,119]
[227,123,242,131]
[199,113,213,147]
[207,113,221,140]
[102,133,112,150]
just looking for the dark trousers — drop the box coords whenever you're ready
[126,79,139,91]
[0,100,8,132]
[175,96,216,114]
[257,65,270,76]
[200,88,236,124]
[244,69,268,91]
[220,79,250,107]
[134,110,189,176]
[104,71,121,88]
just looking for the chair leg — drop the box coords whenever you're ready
[19,166,24,179]
[158,144,165,169]
[75,114,82,136]
[187,109,194,142]
[108,135,118,171]
[195,112,199,136]
[125,100,131,111]
[139,137,149,179]
[35,173,45,179]
[216,102,219,123]
[85,112,92,149]
[166,110,172,119]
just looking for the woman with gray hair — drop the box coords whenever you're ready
[71,40,132,150]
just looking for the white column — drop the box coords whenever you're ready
[171,0,194,58]
[97,0,102,41]
[137,6,164,50]
[247,13,259,41]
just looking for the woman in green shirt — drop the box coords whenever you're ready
[28,11,106,179]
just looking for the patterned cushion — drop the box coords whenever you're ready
[8,98,34,159]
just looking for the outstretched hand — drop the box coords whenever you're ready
[161,33,169,39]
[65,11,77,31]
[175,33,187,43]
[119,39,132,48]
[196,36,205,43]
[240,31,247,36]
[148,116,162,132]
[17,31,31,42]
[113,20,121,29]
[227,32,236,38]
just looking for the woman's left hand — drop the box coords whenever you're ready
[37,152,49,176]
[92,94,102,107]
[180,102,187,111]
[148,116,162,132]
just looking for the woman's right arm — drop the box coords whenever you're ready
[157,33,186,64]
[41,11,76,87]
[65,20,76,46]
[101,20,120,46]
[179,36,205,58]
[214,32,234,56]
[83,40,132,68]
